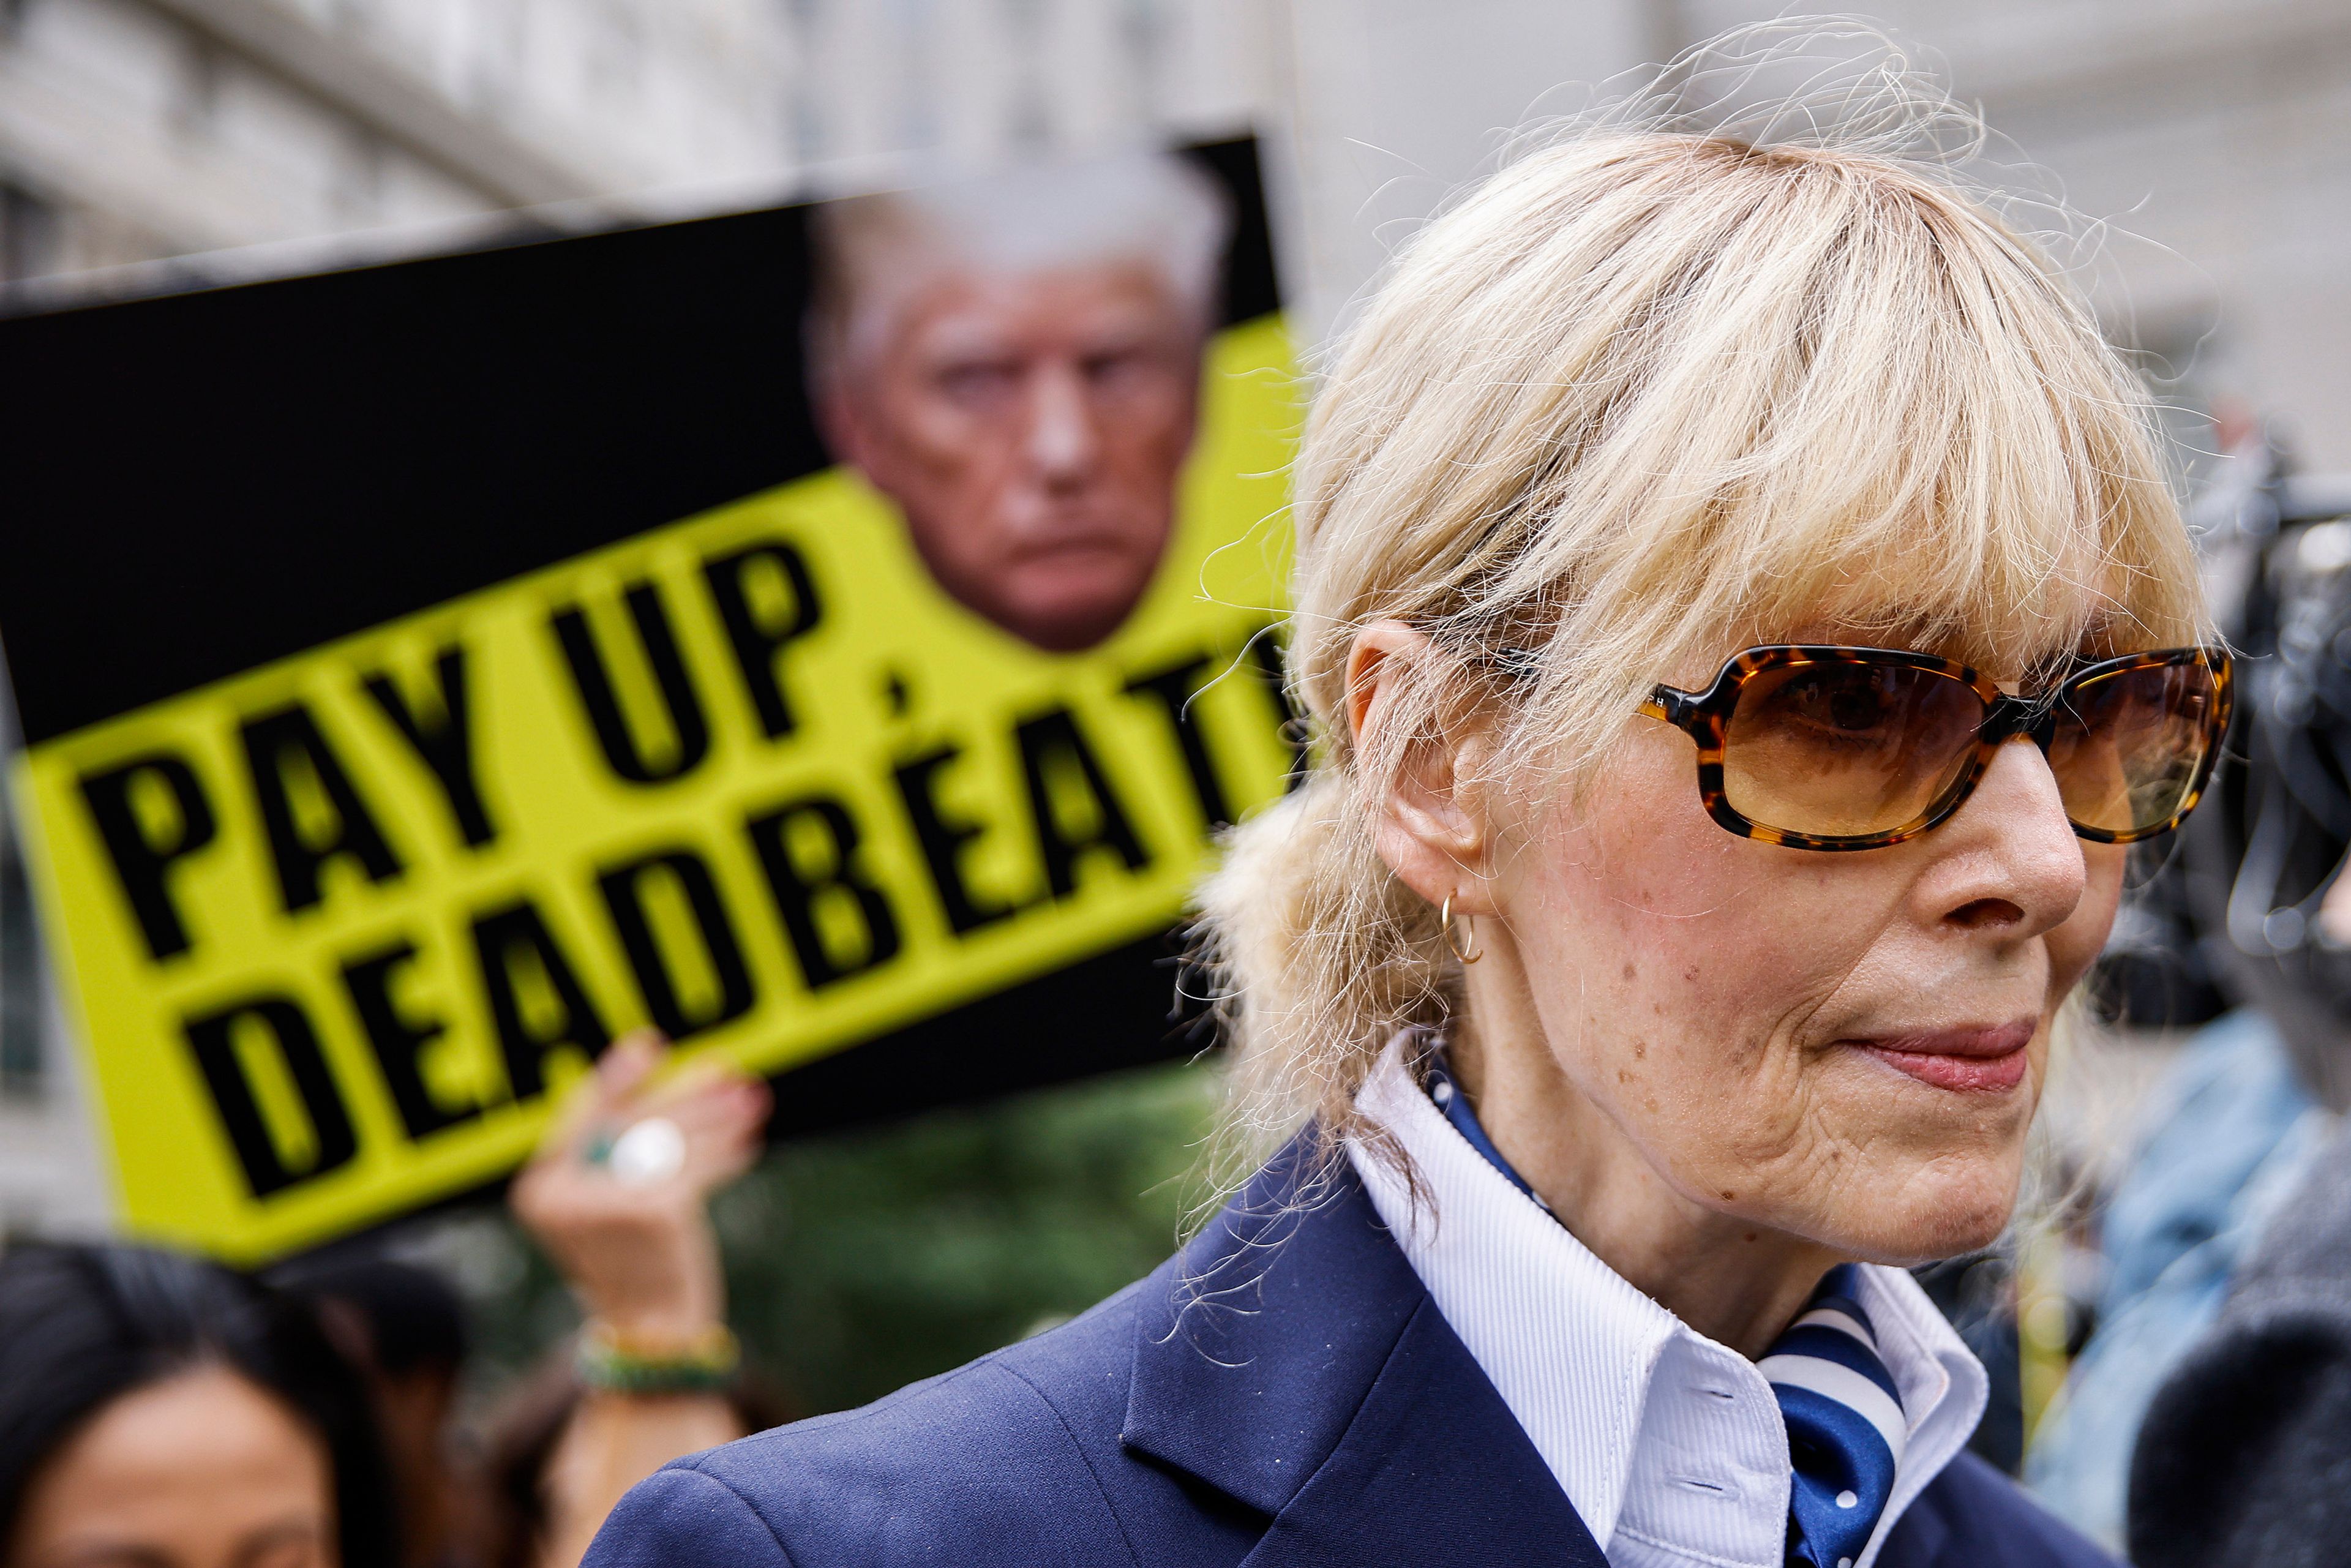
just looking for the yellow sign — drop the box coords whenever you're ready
[15,316,1298,1263]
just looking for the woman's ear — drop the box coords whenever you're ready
[1346,621,1498,914]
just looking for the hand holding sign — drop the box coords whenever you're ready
[509,1035,768,1568]
[509,1031,770,1345]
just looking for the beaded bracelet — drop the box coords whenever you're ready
[576,1320,741,1395]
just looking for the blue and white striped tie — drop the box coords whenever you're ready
[1759,1264,1907,1568]
[1423,1055,1910,1568]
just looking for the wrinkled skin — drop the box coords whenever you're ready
[1352,623,2124,1355]
[822,262,1202,654]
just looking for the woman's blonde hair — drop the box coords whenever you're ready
[1194,24,2209,1188]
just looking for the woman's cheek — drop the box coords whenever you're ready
[2048,844,2126,997]
[1580,886,1832,1135]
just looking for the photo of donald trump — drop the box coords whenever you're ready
[808,152,1232,654]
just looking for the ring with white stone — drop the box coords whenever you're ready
[607,1117,688,1187]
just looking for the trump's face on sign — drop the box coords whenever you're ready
[812,156,1229,653]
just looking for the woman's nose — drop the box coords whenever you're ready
[1924,735,2088,937]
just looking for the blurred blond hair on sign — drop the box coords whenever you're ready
[1,141,1295,1262]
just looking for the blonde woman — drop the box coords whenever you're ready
[585,40,2226,1568]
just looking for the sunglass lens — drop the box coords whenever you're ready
[2048,659,2221,838]
[1722,662,1985,838]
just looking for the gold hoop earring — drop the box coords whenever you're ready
[1441,891,1483,965]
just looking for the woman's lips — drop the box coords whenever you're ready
[1850,1019,2036,1092]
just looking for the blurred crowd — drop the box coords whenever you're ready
[2026,424,2351,1565]
[0,1032,778,1568]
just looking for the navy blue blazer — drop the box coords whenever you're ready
[586,1141,2115,1567]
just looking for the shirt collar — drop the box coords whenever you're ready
[1348,1037,1987,1567]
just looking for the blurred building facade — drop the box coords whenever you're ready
[4,0,2349,1236]
[0,0,791,277]
[0,0,1289,289]
[7,0,2346,402]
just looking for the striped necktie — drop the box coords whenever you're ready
[1760,1266,1905,1568]
[1423,1055,1908,1568]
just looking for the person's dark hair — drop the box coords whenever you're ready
[272,1254,470,1379]
[0,1242,398,1568]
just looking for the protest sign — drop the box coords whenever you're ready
[0,140,1297,1262]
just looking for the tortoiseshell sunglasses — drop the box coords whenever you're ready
[1638,645,2233,851]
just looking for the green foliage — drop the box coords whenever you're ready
[716,1058,1218,1414]
[444,1059,1221,1420]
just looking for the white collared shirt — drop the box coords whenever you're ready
[1349,1041,1988,1568]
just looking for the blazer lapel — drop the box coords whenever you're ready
[1121,1135,1607,1567]
[1871,1477,1953,1568]
[1236,1293,1608,1567]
